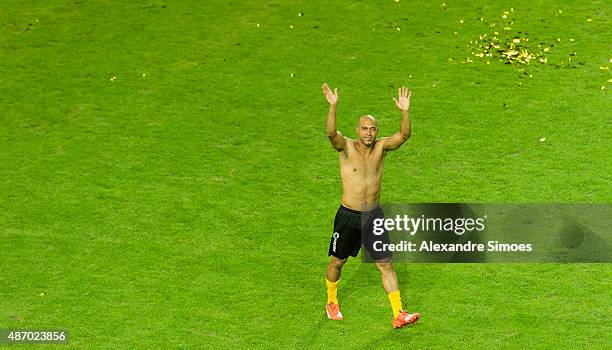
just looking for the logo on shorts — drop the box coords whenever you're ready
[332,232,340,252]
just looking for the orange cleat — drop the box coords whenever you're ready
[326,302,344,321]
[392,311,420,329]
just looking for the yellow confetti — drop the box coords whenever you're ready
[558,9,562,14]
[600,66,609,70]
[289,25,294,29]
[587,17,592,22]
[601,86,606,90]
[569,38,575,42]
[539,137,546,142]
[256,23,260,27]
[290,73,294,77]
[459,19,464,24]
[142,73,146,77]
[556,38,561,42]
[396,27,401,31]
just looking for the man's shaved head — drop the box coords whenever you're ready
[358,115,377,126]
[356,115,378,147]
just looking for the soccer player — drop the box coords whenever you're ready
[322,83,420,329]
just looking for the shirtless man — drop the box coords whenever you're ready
[322,83,420,329]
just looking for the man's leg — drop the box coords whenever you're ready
[375,258,400,293]
[326,205,361,320]
[375,258,401,312]
[375,258,420,328]
[325,256,347,320]
[326,256,347,283]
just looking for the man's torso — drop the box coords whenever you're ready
[339,139,386,211]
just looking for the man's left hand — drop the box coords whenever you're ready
[393,86,411,112]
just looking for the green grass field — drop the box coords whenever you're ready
[1,0,611,348]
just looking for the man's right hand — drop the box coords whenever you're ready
[322,83,338,106]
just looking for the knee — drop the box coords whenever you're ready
[330,257,347,269]
[375,261,394,274]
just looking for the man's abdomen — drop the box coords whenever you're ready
[340,175,382,211]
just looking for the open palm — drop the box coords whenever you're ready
[322,83,338,106]
[393,86,411,111]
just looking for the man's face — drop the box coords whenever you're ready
[356,116,378,146]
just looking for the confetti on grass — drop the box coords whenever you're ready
[463,9,560,66]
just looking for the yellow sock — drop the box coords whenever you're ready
[388,290,403,318]
[326,278,339,304]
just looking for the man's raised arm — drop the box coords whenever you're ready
[383,86,412,151]
[323,83,346,151]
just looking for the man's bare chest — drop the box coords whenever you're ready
[340,149,385,175]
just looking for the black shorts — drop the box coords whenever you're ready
[328,205,392,261]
